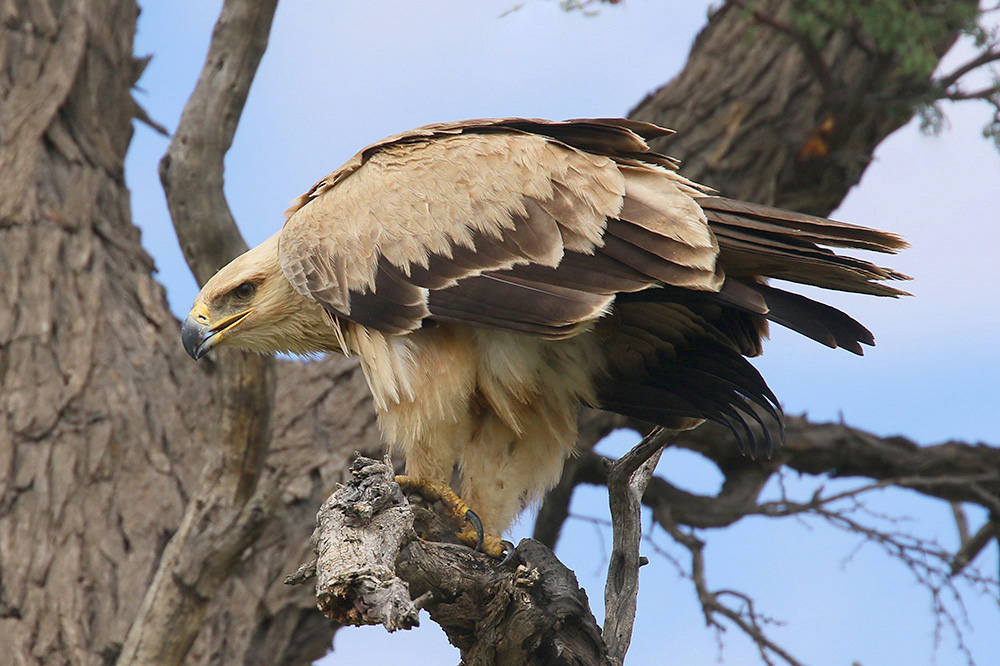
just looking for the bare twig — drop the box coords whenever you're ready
[659,513,806,666]
[732,475,997,665]
[940,83,1000,101]
[603,428,674,665]
[934,45,1000,94]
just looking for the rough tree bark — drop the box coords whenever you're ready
[0,3,380,664]
[0,1,995,665]
[285,457,610,666]
[629,0,980,215]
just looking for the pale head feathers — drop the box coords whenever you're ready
[190,233,343,356]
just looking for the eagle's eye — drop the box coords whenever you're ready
[233,282,256,300]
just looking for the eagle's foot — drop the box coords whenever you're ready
[455,526,514,560]
[394,475,511,560]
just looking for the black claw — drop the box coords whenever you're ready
[498,541,516,566]
[464,509,485,552]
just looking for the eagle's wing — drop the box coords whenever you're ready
[278,118,909,456]
[278,118,907,344]
[278,119,727,338]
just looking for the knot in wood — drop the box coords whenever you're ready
[513,564,541,589]
[334,456,406,526]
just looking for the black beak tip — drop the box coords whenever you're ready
[181,315,209,361]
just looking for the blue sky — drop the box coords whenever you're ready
[129,2,998,664]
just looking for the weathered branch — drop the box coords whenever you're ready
[560,417,1000,534]
[291,455,611,665]
[952,518,1000,576]
[160,0,279,282]
[603,428,672,664]
[287,457,421,630]
[935,44,1000,94]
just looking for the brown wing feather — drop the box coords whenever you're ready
[703,196,910,296]
[278,118,907,357]
[279,119,721,336]
[700,196,908,252]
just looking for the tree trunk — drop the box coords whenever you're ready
[0,1,991,665]
[0,2,381,664]
[628,0,977,215]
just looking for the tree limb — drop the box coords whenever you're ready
[952,518,1000,576]
[603,429,672,664]
[934,45,1000,94]
[291,455,611,666]
[118,1,280,664]
[160,0,279,282]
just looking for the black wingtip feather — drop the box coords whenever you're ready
[597,339,785,458]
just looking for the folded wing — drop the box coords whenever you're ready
[278,118,909,453]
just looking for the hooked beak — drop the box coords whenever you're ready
[181,307,253,361]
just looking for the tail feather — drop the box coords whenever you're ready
[699,196,911,297]
[699,196,908,252]
[745,281,874,354]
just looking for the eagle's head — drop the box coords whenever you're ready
[181,233,340,360]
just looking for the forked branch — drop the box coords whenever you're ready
[119,1,280,665]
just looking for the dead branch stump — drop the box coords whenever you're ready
[287,454,610,665]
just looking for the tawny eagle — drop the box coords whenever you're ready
[182,118,907,552]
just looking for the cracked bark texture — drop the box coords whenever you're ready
[629,0,978,215]
[0,1,993,665]
[289,457,610,666]
[0,4,380,664]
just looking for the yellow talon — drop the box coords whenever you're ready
[454,528,510,559]
[394,475,471,522]
[395,475,511,560]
